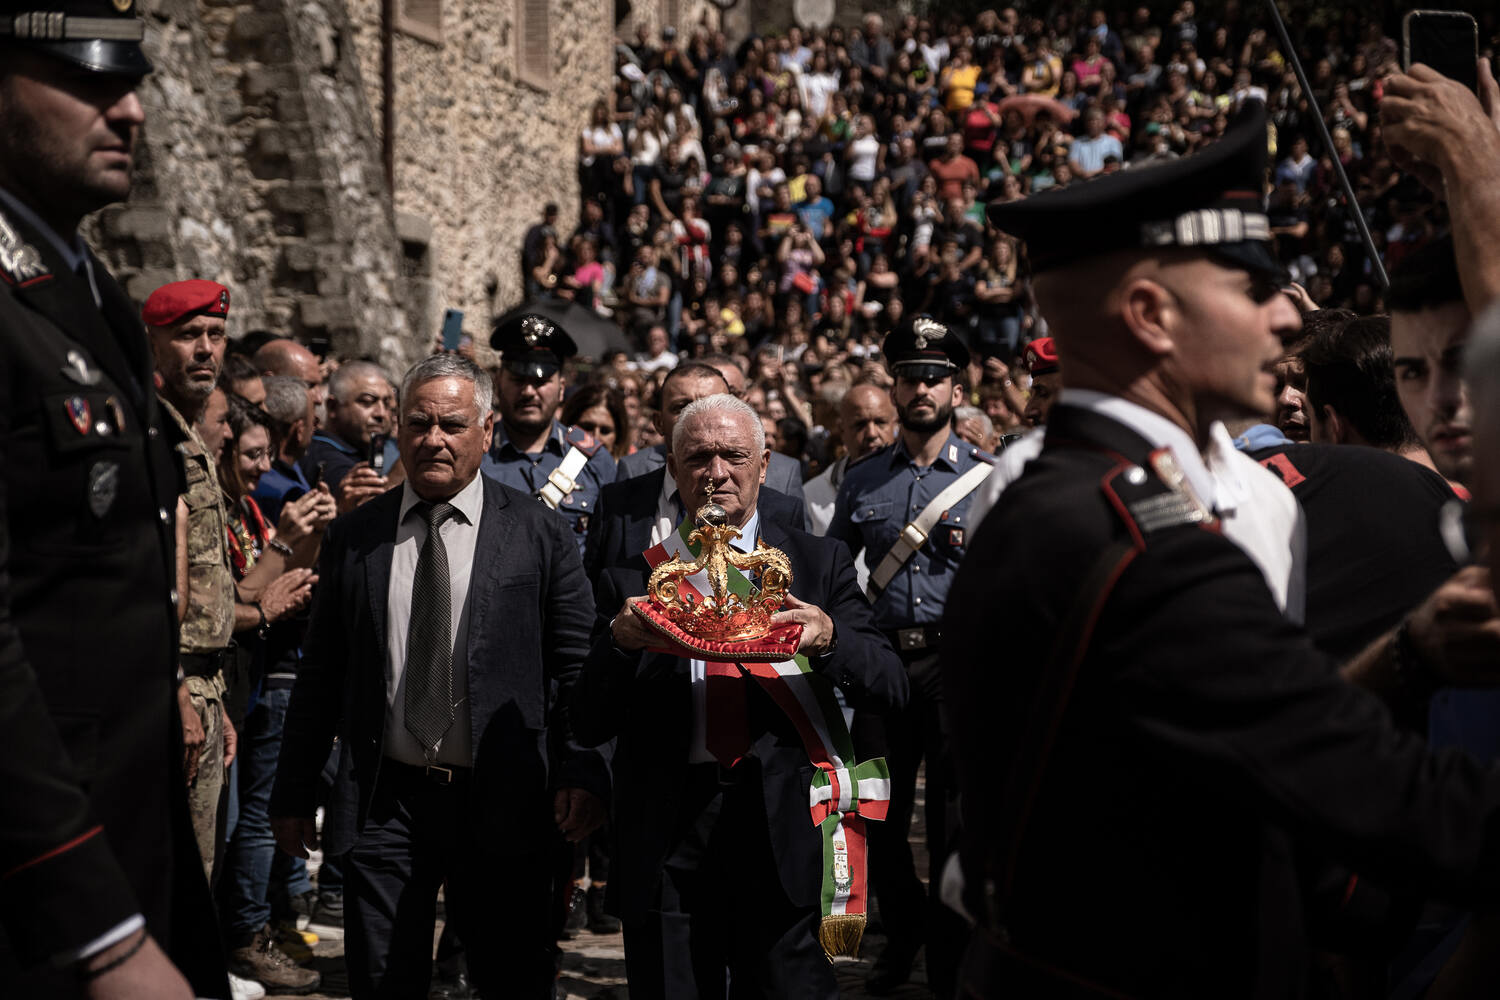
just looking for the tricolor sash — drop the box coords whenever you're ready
[641,519,891,960]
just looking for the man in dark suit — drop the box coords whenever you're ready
[945,104,1500,996]
[0,4,225,996]
[588,363,805,583]
[269,354,608,999]
[615,354,807,505]
[575,392,907,997]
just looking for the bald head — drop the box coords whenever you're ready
[253,337,326,427]
[840,382,897,460]
[253,338,322,386]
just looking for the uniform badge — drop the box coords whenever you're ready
[912,317,943,351]
[62,350,100,386]
[105,396,127,433]
[0,212,48,284]
[948,443,958,464]
[87,461,119,518]
[948,527,964,547]
[65,397,91,435]
[521,315,549,347]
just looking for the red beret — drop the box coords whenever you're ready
[1024,337,1059,375]
[142,280,230,327]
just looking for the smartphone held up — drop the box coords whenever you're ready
[1402,10,1479,93]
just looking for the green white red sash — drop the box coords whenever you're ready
[642,519,891,959]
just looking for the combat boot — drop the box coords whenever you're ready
[228,924,321,995]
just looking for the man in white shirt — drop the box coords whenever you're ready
[270,354,606,999]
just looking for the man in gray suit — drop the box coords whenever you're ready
[617,355,806,504]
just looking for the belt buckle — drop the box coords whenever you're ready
[424,764,454,785]
[899,627,925,651]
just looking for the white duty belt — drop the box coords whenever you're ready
[866,463,992,599]
[536,446,591,510]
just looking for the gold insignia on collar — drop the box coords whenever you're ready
[912,317,944,351]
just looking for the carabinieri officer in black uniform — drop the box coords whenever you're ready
[0,0,225,995]
[943,102,1500,998]
[482,313,615,556]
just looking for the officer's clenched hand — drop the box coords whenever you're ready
[260,568,318,623]
[771,592,836,656]
[337,463,388,514]
[1407,565,1500,684]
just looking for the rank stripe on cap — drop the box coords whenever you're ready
[0,12,145,39]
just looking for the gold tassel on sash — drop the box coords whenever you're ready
[818,913,866,961]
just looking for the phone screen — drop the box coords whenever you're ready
[440,308,466,352]
[368,433,388,475]
[1403,10,1478,93]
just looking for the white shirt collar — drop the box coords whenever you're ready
[1059,388,1245,515]
[399,472,485,527]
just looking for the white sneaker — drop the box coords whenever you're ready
[228,971,267,1000]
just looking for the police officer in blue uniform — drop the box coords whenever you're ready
[483,313,615,555]
[826,317,993,997]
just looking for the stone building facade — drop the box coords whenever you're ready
[85,0,719,371]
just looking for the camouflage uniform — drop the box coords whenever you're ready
[164,397,236,878]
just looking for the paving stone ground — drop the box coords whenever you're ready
[269,776,936,999]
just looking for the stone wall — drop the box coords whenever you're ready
[85,0,417,375]
[342,0,625,359]
[82,0,725,371]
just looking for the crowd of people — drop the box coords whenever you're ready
[529,5,1500,467]
[13,1,1500,999]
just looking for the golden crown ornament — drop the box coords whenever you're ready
[646,482,793,642]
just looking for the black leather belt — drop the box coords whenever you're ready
[382,757,472,786]
[884,625,942,654]
[179,646,232,678]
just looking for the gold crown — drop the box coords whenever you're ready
[647,483,793,643]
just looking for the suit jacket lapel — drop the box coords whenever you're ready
[465,477,517,682]
[363,491,403,670]
[623,469,666,569]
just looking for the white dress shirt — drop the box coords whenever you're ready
[384,474,485,766]
[1061,389,1305,621]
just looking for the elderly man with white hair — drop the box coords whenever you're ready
[574,393,907,998]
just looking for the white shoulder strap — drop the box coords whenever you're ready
[867,462,992,598]
[537,446,591,510]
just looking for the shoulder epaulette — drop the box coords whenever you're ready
[562,424,604,457]
[1101,449,1214,547]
